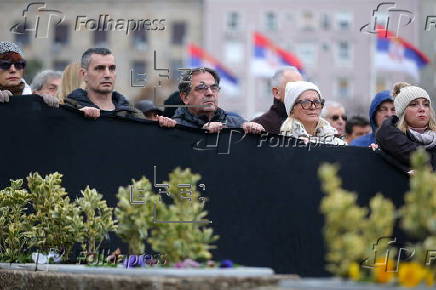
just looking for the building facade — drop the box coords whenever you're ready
[0,0,203,102]
[204,0,423,118]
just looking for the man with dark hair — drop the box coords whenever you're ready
[350,90,395,147]
[173,67,264,133]
[251,66,303,134]
[64,47,175,127]
[344,116,371,144]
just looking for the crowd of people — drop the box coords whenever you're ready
[0,41,435,174]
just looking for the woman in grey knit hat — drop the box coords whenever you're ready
[376,82,436,173]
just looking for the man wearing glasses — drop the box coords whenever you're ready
[0,41,32,101]
[322,101,347,137]
[173,67,264,134]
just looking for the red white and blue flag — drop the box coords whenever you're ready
[375,27,430,80]
[251,32,303,77]
[187,43,239,95]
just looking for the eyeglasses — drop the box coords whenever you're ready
[0,60,26,70]
[194,83,220,93]
[295,99,325,110]
[331,115,347,121]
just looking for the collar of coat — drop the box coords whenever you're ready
[174,106,229,126]
[67,88,135,112]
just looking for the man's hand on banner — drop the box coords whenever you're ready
[80,106,100,119]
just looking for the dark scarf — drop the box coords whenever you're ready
[0,81,25,96]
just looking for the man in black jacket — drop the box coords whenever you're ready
[251,66,303,134]
[64,48,175,127]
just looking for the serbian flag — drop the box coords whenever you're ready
[187,43,239,95]
[251,32,303,77]
[375,27,430,80]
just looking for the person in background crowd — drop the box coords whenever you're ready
[31,70,62,98]
[344,116,371,144]
[280,81,346,145]
[0,41,59,107]
[135,99,163,121]
[0,41,32,100]
[376,82,436,173]
[252,66,303,134]
[56,63,84,104]
[173,67,264,134]
[64,47,175,127]
[163,91,183,118]
[351,90,395,147]
[322,101,347,137]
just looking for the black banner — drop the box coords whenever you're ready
[0,95,409,276]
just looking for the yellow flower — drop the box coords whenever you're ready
[425,270,434,287]
[348,263,360,281]
[398,263,427,287]
[372,258,395,283]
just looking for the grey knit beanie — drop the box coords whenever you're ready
[0,41,24,57]
[394,85,431,117]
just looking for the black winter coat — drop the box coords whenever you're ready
[376,115,436,172]
[64,88,146,122]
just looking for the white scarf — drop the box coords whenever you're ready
[280,117,346,145]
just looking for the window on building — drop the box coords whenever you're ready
[227,11,240,31]
[295,43,317,66]
[132,60,146,75]
[171,22,186,45]
[225,41,243,64]
[337,78,350,98]
[321,14,331,30]
[170,59,184,80]
[53,60,69,71]
[337,41,351,64]
[336,12,352,31]
[93,30,108,46]
[132,29,147,50]
[301,11,316,31]
[54,23,69,45]
[265,11,278,31]
[13,21,31,47]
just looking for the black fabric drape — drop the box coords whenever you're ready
[0,95,409,276]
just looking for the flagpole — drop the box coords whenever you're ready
[246,25,255,120]
[370,33,377,102]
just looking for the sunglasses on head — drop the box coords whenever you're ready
[0,60,26,70]
[331,115,347,121]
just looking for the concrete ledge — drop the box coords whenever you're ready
[0,268,296,290]
[0,263,274,277]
